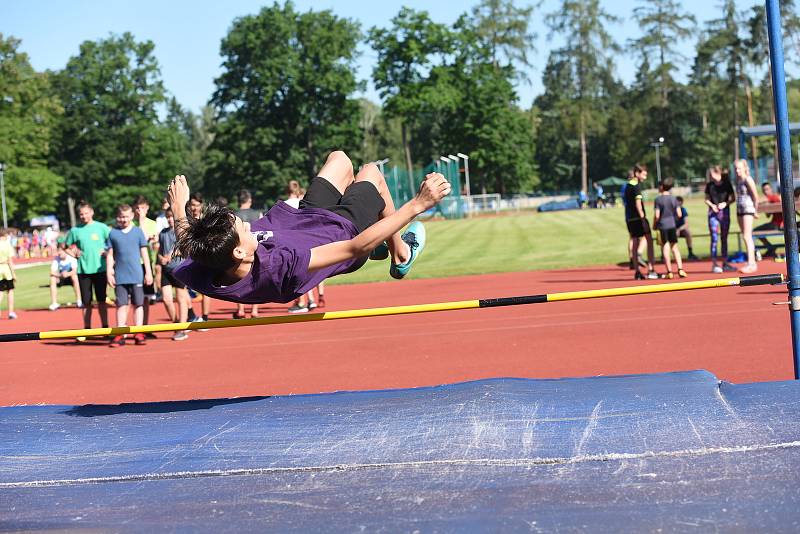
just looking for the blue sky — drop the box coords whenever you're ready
[4,0,767,112]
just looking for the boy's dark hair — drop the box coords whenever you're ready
[237,189,252,205]
[762,182,773,191]
[660,177,674,191]
[77,201,92,210]
[676,196,684,203]
[132,195,149,207]
[189,192,204,204]
[633,163,647,175]
[176,204,239,271]
[214,196,229,207]
[116,203,133,215]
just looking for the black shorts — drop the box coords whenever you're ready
[626,218,650,238]
[115,283,145,306]
[78,272,108,304]
[659,228,678,244]
[0,279,14,291]
[55,275,74,288]
[161,268,186,290]
[142,264,155,295]
[300,176,385,233]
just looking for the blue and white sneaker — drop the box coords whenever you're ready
[389,222,426,280]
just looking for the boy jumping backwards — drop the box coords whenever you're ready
[168,151,451,304]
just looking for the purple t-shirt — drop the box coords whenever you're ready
[173,201,362,304]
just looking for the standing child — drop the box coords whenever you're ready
[653,178,687,279]
[158,208,191,341]
[624,163,658,280]
[0,229,17,319]
[675,196,698,260]
[735,159,760,273]
[106,204,153,347]
[704,166,736,273]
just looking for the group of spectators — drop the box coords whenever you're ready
[0,180,327,341]
[622,159,782,281]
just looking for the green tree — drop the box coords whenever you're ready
[50,32,187,218]
[0,34,64,224]
[434,18,536,194]
[470,0,539,80]
[547,0,620,194]
[209,1,363,201]
[368,8,453,179]
[628,0,696,108]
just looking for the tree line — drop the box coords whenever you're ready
[2,0,800,224]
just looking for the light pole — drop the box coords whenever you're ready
[440,156,451,182]
[650,137,664,187]
[456,153,471,196]
[376,158,389,176]
[447,154,460,193]
[0,163,7,229]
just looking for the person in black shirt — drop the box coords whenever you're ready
[704,166,736,273]
[624,163,658,280]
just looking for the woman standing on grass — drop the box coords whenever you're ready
[735,159,760,274]
[704,165,736,273]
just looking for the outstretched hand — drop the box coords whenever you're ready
[167,175,190,218]
[414,172,451,212]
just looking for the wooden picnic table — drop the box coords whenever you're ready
[758,201,800,214]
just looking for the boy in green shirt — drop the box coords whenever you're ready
[65,201,111,331]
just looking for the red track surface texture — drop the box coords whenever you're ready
[1,261,794,405]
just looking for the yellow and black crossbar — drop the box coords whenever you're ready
[0,274,783,343]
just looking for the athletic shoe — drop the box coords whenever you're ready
[664,271,674,280]
[687,253,699,261]
[232,313,246,320]
[287,303,309,314]
[722,263,738,272]
[712,266,724,273]
[390,222,426,280]
[75,336,87,343]
[191,316,208,332]
[755,251,763,262]
[646,271,659,280]
[8,312,17,320]
[678,269,688,278]
[634,271,645,280]
[308,300,317,310]
[76,300,84,308]
[48,303,60,311]
[134,333,147,345]
[369,242,389,261]
[109,335,125,348]
[144,332,157,340]
[172,331,189,341]
[317,296,326,308]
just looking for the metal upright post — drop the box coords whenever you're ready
[0,163,7,229]
[766,0,800,379]
[458,153,471,197]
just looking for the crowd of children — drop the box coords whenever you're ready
[624,159,777,281]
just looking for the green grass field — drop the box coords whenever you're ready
[4,195,753,311]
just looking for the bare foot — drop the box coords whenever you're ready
[740,263,757,274]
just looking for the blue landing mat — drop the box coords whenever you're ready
[2,370,800,532]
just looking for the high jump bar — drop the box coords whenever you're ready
[0,274,782,343]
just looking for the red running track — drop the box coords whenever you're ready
[0,261,795,405]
